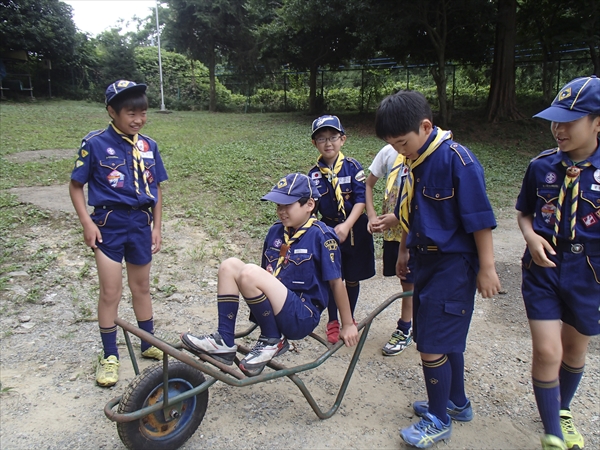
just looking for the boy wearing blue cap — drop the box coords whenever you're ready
[516,75,600,450]
[308,115,376,344]
[181,173,359,377]
[69,80,168,387]
[376,90,501,448]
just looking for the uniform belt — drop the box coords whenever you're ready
[323,216,343,223]
[95,204,151,211]
[554,240,600,255]
[416,245,439,254]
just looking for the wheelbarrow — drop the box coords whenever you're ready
[104,291,411,450]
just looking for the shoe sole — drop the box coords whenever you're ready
[382,345,410,356]
[180,334,236,365]
[414,404,473,422]
[239,341,289,377]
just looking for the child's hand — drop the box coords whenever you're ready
[526,234,557,268]
[367,217,381,234]
[151,229,162,254]
[376,213,399,232]
[476,267,501,298]
[396,247,410,280]
[334,223,350,243]
[339,322,358,347]
[83,222,102,249]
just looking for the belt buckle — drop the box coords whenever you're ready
[571,243,584,254]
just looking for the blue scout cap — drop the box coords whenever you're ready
[261,173,321,205]
[533,75,600,122]
[311,115,345,138]
[105,80,147,107]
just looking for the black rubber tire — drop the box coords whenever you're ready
[116,360,209,450]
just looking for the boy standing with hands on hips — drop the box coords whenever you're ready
[376,90,501,448]
[70,80,168,387]
[516,75,600,450]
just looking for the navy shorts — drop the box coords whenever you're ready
[90,208,153,265]
[338,214,376,282]
[275,290,322,340]
[521,246,600,336]
[412,252,477,354]
[382,240,415,283]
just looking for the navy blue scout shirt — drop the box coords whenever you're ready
[308,158,366,222]
[261,220,342,311]
[71,125,168,208]
[398,127,497,253]
[516,142,600,242]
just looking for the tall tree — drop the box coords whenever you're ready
[486,0,522,122]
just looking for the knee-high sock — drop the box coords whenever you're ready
[422,355,451,423]
[244,293,279,339]
[345,280,360,317]
[137,317,156,352]
[533,377,562,439]
[559,362,584,411]
[100,325,118,359]
[447,352,468,407]
[216,294,240,347]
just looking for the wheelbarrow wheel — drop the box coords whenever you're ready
[117,360,209,450]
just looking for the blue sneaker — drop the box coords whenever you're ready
[413,399,473,422]
[400,412,452,448]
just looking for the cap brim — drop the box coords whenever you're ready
[311,125,344,139]
[106,84,147,106]
[533,106,588,123]
[261,191,302,205]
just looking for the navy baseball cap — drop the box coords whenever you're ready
[311,115,345,138]
[533,75,600,122]
[261,173,321,205]
[105,80,147,107]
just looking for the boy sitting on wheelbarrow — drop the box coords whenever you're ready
[181,173,359,376]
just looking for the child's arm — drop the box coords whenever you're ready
[334,202,365,244]
[396,231,410,280]
[517,211,556,268]
[365,173,380,233]
[330,278,359,346]
[151,184,163,254]
[69,180,102,249]
[473,228,501,298]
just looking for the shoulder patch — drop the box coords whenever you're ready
[324,239,338,251]
[449,143,474,166]
[531,147,559,162]
[355,169,366,182]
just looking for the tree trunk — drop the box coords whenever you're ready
[430,62,448,128]
[486,0,523,122]
[589,41,599,75]
[308,63,318,115]
[208,49,216,112]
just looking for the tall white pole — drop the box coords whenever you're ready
[156,0,166,111]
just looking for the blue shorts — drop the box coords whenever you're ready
[412,252,477,354]
[90,208,153,265]
[521,245,600,336]
[275,290,322,340]
[382,240,415,283]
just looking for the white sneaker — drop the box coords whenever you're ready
[180,331,237,365]
[239,335,289,377]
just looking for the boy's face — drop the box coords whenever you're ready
[385,119,432,160]
[108,106,148,136]
[312,128,346,164]
[551,115,600,160]
[276,199,314,229]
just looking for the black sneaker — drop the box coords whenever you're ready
[180,331,237,365]
[239,335,289,377]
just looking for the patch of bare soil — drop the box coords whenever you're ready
[0,178,598,450]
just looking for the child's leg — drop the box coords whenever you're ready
[345,280,359,317]
[96,249,123,358]
[559,323,590,410]
[127,261,155,352]
[399,280,413,332]
[421,352,452,423]
[326,293,339,323]
[447,352,468,407]
[529,319,563,439]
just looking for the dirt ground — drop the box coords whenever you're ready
[0,149,599,450]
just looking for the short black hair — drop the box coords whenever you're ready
[375,90,433,139]
[108,90,148,114]
[298,196,319,214]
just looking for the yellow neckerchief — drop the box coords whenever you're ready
[272,215,317,278]
[384,153,406,201]
[318,152,346,219]
[552,159,591,244]
[110,123,154,198]
[399,129,452,233]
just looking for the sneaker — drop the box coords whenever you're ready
[413,399,474,422]
[400,412,452,448]
[96,355,120,387]
[326,320,340,344]
[560,410,584,449]
[541,434,567,450]
[180,331,237,365]
[382,328,413,356]
[239,335,289,377]
[141,346,164,360]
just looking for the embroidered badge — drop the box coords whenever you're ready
[311,172,322,179]
[144,169,154,184]
[330,253,335,263]
[545,172,557,184]
[355,169,366,182]
[541,202,556,224]
[277,177,288,188]
[401,165,409,177]
[558,87,572,101]
[75,160,84,168]
[140,151,154,159]
[80,149,88,158]
[106,147,116,156]
[107,170,125,188]
[266,264,274,274]
[274,238,282,248]
[118,80,132,88]
[137,139,150,152]
[594,169,600,183]
[591,184,600,192]
[324,239,338,251]
[582,214,597,227]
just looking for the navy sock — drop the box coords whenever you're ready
[137,317,155,352]
[216,294,240,347]
[345,280,360,317]
[533,377,562,439]
[422,355,451,423]
[559,362,584,411]
[100,325,119,359]
[447,352,468,407]
[244,293,279,339]
[397,319,412,334]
